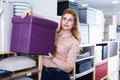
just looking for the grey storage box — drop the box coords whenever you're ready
[77,52,91,59]
[116,26,120,41]
[76,59,93,73]
[78,7,96,24]
[102,45,108,60]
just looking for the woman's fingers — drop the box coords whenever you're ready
[48,52,54,58]
[21,12,27,18]
[44,53,54,59]
[21,9,33,18]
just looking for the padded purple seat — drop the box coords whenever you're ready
[10,16,58,55]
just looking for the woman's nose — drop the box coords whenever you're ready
[65,19,69,24]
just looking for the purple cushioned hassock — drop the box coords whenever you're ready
[10,16,58,55]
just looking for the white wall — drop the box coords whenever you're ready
[7,0,57,16]
[28,0,61,23]
[28,0,57,16]
[6,0,60,22]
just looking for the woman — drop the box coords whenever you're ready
[21,8,81,80]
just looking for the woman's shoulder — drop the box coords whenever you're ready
[71,36,80,45]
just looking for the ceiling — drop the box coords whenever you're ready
[75,0,120,15]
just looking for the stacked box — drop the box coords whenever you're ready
[10,16,58,55]
[57,1,78,15]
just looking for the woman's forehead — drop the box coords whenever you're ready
[63,13,74,18]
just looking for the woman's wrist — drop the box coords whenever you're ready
[51,56,54,59]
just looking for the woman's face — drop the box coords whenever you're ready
[61,13,74,31]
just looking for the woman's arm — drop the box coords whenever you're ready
[52,41,80,73]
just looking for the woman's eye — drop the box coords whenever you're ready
[63,17,66,20]
[68,19,73,22]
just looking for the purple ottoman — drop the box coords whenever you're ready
[10,16,58,55]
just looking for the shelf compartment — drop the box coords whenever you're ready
[95,61,108,80]
[108,42,118,57]
[76,59,93,74]
[75,68,94,78]
[11,16,58,55]
[108,72,119,80]
[108,56,118,75]
[95,44,108,64]
[79,46,95,58]
[2,67,40,80]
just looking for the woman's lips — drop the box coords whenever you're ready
[64,25,68,27]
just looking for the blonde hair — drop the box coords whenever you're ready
[57,8,81,42]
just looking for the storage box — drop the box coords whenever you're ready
[10,1,31,16]
[89,24,104,43]
[79,23,89,43]
[102,45,108,60]
[116,26,120,41]
[95,61,108,80]
[10,16,58,55]
[77,52,90,59]
[57,1,78,15]
[78,7,104,25]
[104,24,117,41]
[109,42,117,57]
[76,59,93,73]
[78,7,96,24]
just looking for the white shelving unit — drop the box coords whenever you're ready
[70,41,119,80]
[0,52,42,80]
[75,68,94,78]
[95,41,119,80]
[70,43,95,80]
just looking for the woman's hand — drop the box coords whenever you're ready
[44,52,54,59]
[21,8,33,18]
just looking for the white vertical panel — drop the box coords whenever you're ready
[95,46,102,64]
[29,0,57,16]
[0,3,13,52]
[108,72,119,80]
[89,24,104,43]
[96,9,104,25]
[108,56,118,75]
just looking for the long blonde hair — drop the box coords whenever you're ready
[57,8,81,42]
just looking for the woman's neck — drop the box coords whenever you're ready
[60,30,72,37]
[61,29,71,34]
